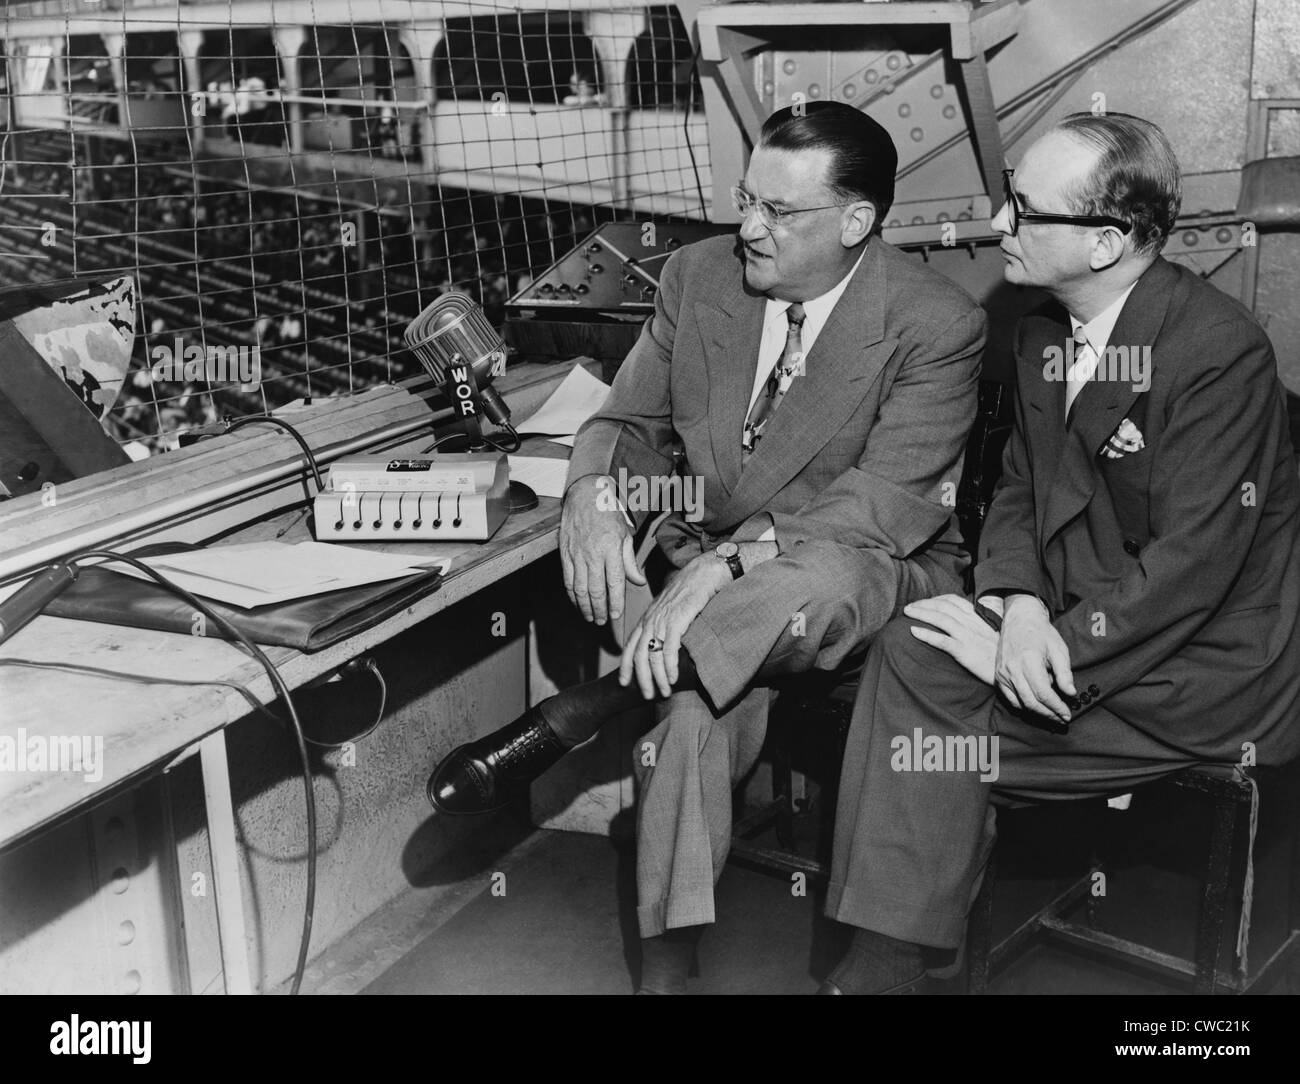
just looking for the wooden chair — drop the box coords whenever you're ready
[968,760,1300,994]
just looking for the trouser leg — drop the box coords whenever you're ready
[634,686,770,937]
[827,615,1202,948]
[682,540,953,708]
[636,542,949,937]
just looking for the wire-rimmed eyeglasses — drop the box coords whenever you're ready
[731,183,853,231]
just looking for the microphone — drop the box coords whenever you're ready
[404,292,537,513]
[404,292,513,441]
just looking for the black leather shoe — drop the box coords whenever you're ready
[427,708,567,814]
[815,973,929,995]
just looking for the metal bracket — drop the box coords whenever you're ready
[698,0,1020,203]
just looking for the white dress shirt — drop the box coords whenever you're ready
[746,247,869,414]
[744,248,867,544]
[1066,281,1138,415]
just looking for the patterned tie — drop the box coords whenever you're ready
[742,302,806,460]
[1065,324,1095,420]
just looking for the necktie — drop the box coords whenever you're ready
[742,302,806,460]
[1065,324,1095,420]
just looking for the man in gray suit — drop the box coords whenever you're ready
[429,101,986,992]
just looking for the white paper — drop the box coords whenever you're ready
[109,541,446,610]
[507,456,571,499]
[516,365,610,437]
[547,434,577,448]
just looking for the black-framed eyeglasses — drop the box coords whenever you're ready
[1001,169,1131,236]
[731,183,852,231]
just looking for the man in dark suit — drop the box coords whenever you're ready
[822,112,1300,994]
[428,101,986,991]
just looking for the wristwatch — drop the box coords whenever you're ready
[715,541,744,580]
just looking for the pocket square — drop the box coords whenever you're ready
[1101,417,1145,459]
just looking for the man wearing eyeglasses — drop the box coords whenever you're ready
[821,112,1300,994]
[427,99,986,990]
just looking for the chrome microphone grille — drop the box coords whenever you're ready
[405,291,502,382]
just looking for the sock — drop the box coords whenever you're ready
[826,928,926,994]
[637,925,703,995]
[537,649,700,748]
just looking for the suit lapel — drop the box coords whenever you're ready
[1038,258,1178,548]
[1014,308,1068,549]
[699,279,766,502]
[714,240,891,525]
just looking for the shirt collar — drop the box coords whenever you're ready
[765,245,868,328]
[1070,280,1139,355]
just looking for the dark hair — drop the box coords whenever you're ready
[1054,112,1182,255]
[758,100,897,229]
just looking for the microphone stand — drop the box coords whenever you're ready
[431,352,537,513]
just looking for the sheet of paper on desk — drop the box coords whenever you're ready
[507,456,571,499]
[110,541,449,610]
[516,365,610,444]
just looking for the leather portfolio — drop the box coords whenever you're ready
[44,543,444,652]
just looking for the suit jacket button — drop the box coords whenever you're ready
[1088,684,1100,697]
[1123,539,1140,557]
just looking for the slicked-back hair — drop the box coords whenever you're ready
[1054,112,1182,256]
[758,100,897,232]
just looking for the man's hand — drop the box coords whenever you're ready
[904,595,999,686]
[995,594,1076,723]
[619,554,731,699]
[560,474,647,625]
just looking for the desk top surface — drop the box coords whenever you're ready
[0,435,570,850]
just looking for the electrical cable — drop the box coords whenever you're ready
[0,657,280,723]
[418,430,477,455]
[64,549,316,996]
[479,422,522,454]
[0,653,388,749]
[301,657,387,750]
[683,48,708,219]
[222,414,325,490]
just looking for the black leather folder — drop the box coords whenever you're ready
[44,543,444,652]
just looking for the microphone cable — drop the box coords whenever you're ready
[417,422,521,455]
[222,414,325,490]
[1,550,318,996]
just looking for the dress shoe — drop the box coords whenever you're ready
[427,708,566,814]
[815,973,928,995]
[637,929,702,994]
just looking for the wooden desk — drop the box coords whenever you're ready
[0,436,570,851]
[0,368,583,993]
